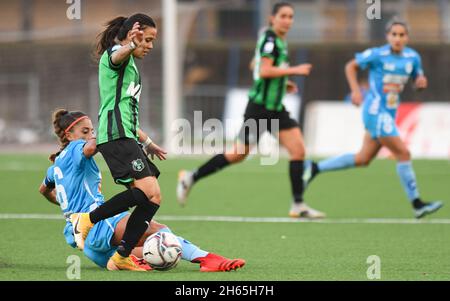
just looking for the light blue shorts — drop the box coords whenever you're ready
[82,212,129,268]
[363,110,399,139]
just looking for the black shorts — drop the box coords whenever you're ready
[237,102,299,145]
[97,138,160,185]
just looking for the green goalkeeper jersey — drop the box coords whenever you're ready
[97,45,142,145]
[248,28,290,112]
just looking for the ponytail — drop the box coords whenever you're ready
[95,16,127,59]
[49,109,87,162]
[95,13,157,59]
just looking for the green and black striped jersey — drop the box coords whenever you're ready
[248,28,289,112]
[97,45,142,145]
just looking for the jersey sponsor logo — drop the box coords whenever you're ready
[386,93,399,109]
[127,81,142,101]
[382,74,409,95]
[132,159,145,172]
[383,63,396,72]
[403,52,416,58]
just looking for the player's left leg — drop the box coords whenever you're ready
[113,217,245,272]
[279,127,325,218]
[379,135,443,218]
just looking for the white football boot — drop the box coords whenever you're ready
[289,202,326,219]
[177,170,194,206]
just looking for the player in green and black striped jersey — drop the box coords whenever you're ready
[248,26,290,112]
[69,14,168,272]
[177,2,326,219]
[97,41,141,144]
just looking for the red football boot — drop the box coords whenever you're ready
[193,253,246,272]
[130,255,153,271]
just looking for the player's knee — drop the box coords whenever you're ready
[149,192,162,205]
[397,149,411,161]
[227,152,248,164]
[132,187,161,205]
[356,155,372,167]
[149,221,166,233]
[289,148,305,161]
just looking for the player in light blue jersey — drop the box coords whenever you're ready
[303,19,443,218]
[39,109,245,272]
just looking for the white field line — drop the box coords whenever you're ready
[0,214,449,224]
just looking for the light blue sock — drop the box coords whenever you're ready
[396,161,420,202]
[159,227,208,262]
[318,153,356,172]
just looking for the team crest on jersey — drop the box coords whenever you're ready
[132,159,145,172]
[263,41,275,54]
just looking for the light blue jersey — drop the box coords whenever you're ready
[355,44,424,138]
[43,140,127,267]
[44,140,104,216]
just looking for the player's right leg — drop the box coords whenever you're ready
[107,176,161,269]
[378,135,444,218]
[124,222,246,272]
[304,131,381,190]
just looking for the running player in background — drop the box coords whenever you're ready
[39,109,246,272]
[303,18,443,218]
[177,2,325,218]
[69,14,168,271]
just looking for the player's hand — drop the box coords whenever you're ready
[286,80,298,94]
[292,64,312,76]
[145,142,167,161]
[415,75,428,91]
[130,22,144,46]
[351,90,363,107]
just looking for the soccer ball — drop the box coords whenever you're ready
[143,232,182,271]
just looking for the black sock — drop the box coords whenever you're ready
[117,189,160,257]
[412,198,425,209]
[89,189,138,224]
[193,154,230,183]
[290,160,304,204]
[312,161,320,176]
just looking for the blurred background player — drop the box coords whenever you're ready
[39,109,246,272]
[177,2,325,219]
[303,19,444,219]
[69,14,169,271]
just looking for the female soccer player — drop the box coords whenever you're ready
[69,14,168,271]
[303,19,443,219]
[177,2,325,218]
[39,109,245,272]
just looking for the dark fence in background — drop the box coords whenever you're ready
[0,42,449,143]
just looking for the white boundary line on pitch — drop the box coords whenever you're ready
[0,213,449,224]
